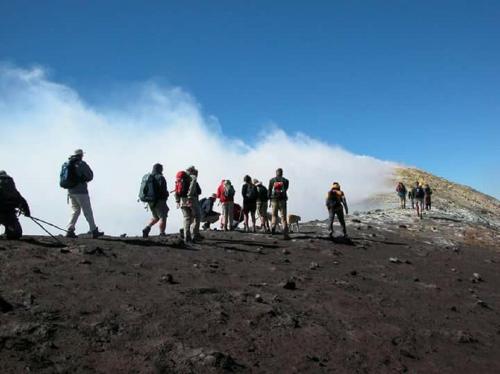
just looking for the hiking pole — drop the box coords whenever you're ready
[30,216,69,233]
[29,217,65,245]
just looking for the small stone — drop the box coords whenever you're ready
[161,273,174,284]
[413,277,420,282]
[350,270,358,276]
[282,249,290,255]
[193,264,199,268]
[471,273,483,283]
[399,224,407,229]
[451,268,457,272]
[450,306,458,312]
[476,300,490,309]
[204,355,217,366]
[389,257,401,264]
[282,278,296,290]
[255,294,263,303]
[310,262,319,270]
[257,247,264,254]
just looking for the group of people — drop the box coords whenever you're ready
[0,149,351,242]
[396,181,433,219]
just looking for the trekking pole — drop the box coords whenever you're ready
[29,217,65,245]
[30,216,69,233]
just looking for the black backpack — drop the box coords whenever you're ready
[256,185,268,201]
[245,184,257,201]
[59,158,80,189]
[0,175,20,208]
[139,173,157,202]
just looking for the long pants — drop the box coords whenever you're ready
[399,195,406,209]
[221,202,234,230]
[416,199,424,218]
[271,200,288,233]
[409,198,415,209]
[181,201,201,240]
[68,194,97,232]
[0,210,22,239]
[328,207,346,235]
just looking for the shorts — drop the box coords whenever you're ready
[243,200,257,214]
[256,201,268,218]
[149,199,169,220]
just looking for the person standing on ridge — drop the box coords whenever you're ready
[424,184,433,210]
[216,179,235,231]
[268,168,289,238]
[140,163,169,238]
[0,171,30,240]
[414,182,425,219]
[408,186,416,209]
[254,179,270,232]
[242,175,258,233]
[326,182,349,238]
[175,165,202,243]
[60,149,103,239]
[396,182,407,209]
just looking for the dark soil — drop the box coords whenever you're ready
[1,218,499,373]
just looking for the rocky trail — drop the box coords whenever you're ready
[1,208,499,373]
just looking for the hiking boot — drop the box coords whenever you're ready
[159,232,167,237]
[271,227,276,235]
[91,227,104,239]
[202,222,210,230]
[142,226,151,238]
[66,230,77,239]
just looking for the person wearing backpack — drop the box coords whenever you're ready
[200,194,220,230]
[175,165,202,243]
[241,175,257,233]
[268,168,289,238]
[254,179,270,232]
[414,182,425,219]
[326,182,348,238]
[424,184,433,211]
[0,171,30,240]
[396,182,407,209]
[61,149,103,239]
[140,163,169,238]
[216,179,235,231]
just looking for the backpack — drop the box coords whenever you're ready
[139,173,157,202]
[327,189,343,208]
[59,158,80,189]
[175,171,191,197]
[224,184,235,198]
[245,184,257,201]
[415,187,425,198]
[272,180,285,199]
[256,185,268,201]
[0,175,20,208]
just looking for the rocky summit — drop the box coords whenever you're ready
[1,169,499,373]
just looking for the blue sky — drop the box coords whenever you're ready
[1,0,499,197]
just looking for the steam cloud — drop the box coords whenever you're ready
[0,64,396,235]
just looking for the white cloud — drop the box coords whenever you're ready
[0,65,396,236]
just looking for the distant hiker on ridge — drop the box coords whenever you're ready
[242,175,257,233]
[424,184,433,210]
[139,163,169,238]
[326,182,348,238]
[396,182,407,209]
[0,171,30,240]
[216,179,235,231]
[60,149,103,239]
[414,182,425,219]
[175,166,202,243]
[254,178,270,232]
[408,186,415,209]
[268,168,290,238]
[200,193,220,230]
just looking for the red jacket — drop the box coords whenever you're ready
[216,181,234,203]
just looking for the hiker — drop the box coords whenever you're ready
[408,187,415,209]
[326,182,348,237]
[175,166,202,243]
[424,184,433,210]
[200,194,220,230]
[140,163,169,238]
[268,168,289,238]
[60,149,103,239]
[216,179,235,231]
[242,175,257,232]
[254,179,270,232]
[0,171,30,239]
[396,182,407,209]
[414,182,425,219]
